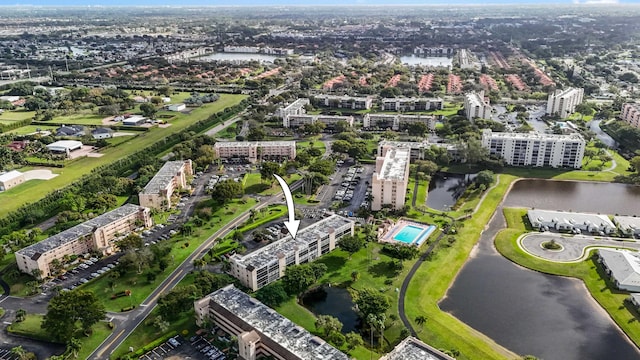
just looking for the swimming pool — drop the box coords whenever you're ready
[394,225,426,244]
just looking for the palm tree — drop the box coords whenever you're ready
[15,308,26,322]
[415,315,427,331]
[194,258,207,270]
[66,338,82,359]
[10,346,28,360]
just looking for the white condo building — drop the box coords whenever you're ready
[312,95,373,110]
[481,129,585,168]
[214,141,296,163]
[463,91,492,121]
[380,97,444,111]
[275,98,309,119]
[546,88,584,118]
[363,114,436,131]
[229,215,354,291]
[283,114,353,129]
[371,147,411,211]
[621,103,640,129]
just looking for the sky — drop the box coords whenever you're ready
[0,0,633,5]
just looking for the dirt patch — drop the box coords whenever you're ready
[23,169,58,181]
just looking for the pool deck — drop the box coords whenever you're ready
[379,219,436,246]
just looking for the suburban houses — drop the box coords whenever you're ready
[598,249,640,292]
[138,159,193,209]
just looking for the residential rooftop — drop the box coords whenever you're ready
[598,249,640,289]
[16,204,144,259]
[380,336,455,360]
[314,94,371,101]
[377,148,411,181]
[282,98,309,111]
[0,170,23,182]
[209,284,348,360]
[613,216,640,231]
[213,141,296,148]
[527,209,615,229]
[381,97,443,102]
[140,160,189,195]
[233,214,353,270]
[483,129,584,142]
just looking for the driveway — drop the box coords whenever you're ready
[519,232,640,262]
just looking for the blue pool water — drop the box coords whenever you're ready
[394,225,425,244]
[415,225,436,245]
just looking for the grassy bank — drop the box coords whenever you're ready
[495,207,640,348]
[404,174,520,360]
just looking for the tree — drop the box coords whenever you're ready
[24,97,48,111]
[345,332,363,353]
[407,122,429,137]
[347,142,368,159]
[415,315,427,331]
[351,270,360,283]
[66,338,82,359]
[140,103,157,119]
[331,140,351,154]
[15,308,27,322]
[10,346,28,360]
[334,120,351,133]
[282,263,322,295]
[42,290,106,342]
[116,234,144,251]
[255,282,290,307]
[354,288,390,318]
[619,72,638,83]
[248,126,266,141]
[631,156,640,174]
[308,159,336,176]
[260,162,283,183]
[211,180,243,203]
[153,315,170,333]
[338,235,364,258]
[328,331,346,347]
[475,170,494,187]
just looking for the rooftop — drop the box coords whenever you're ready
[465,91,487,107]
[141,160,190,195]
[16,204,144,259]
[380,337,455,360]
[0,170,23,182]
[232,215,353,270]
[46,140,83,149]
[214,141,296,148]
[527,209,615,230]
[209,285,348,360]
[283,98,310,110]
[483,129,584,142]
[551,87,582,98]
[314,94,371,101]
[376,148,411,181]
[599,249,640,289]
[382,97,443,102]
[613,216,640,231]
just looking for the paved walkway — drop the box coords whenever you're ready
[519,232,640,263]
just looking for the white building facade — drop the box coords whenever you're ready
[283,114,353,129]
[546,88,584,119]
[213,141,296,163]
[275,98,309,119]
[363,114,436,131]
[463,91,492,121]
[380,97,444,111]
[312,95,373,110]
[371,147,411,211]
[481,129,585,168]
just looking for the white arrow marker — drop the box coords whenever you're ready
[273,174,300,239]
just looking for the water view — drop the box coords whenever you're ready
[198,52,280,63]
[302,286,360,333]
[440,180,640,360]
[426,173,475,211]
[400,55,452,67]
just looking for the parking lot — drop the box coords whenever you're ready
[139,335,227,360]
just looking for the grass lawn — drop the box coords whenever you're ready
[81,198,257,312]
[7,125,57,135]
[297,139,326,155]
[52,111,106,126]
[494,207,640,349]
[403,174,520,360]
[0,110,35,121]
[244,172,301,196]
[233,204,287,234]
[7,313,113,359]
[0,94,247,215]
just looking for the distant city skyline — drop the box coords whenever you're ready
[0,0,634,6]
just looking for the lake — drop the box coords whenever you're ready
[440,179,640,360]
[301,286,360,333]
[400,55,452,67]
[426,173,476,211]
[198,53,279,63]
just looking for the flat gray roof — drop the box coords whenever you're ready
[527,209,614,229]
[209,285,348,360]
[233,215,353,270]
[141,160,189,195]
[613,216,640,231]
[377,148,410,181]
[380,337,454,360]
[599,249,640,290]
[16,204,144,259]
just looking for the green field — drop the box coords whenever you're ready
[51,112,106,126]
[0,110,35,122]
[0,94,247,215]
[7,125,57,135]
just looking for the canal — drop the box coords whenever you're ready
[440,179,640,360]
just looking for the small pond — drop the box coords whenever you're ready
[301,285,360,333]
[426,172,476,210]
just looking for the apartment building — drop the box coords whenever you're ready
[380,97,444,111]
[377,140,458,162]
[380,336,455,360]
[195,285,348,360]
[363,114,436,131]
[139,160,193,210]
[229,215,354,291]
[312,94,373,110]
[546,87,584,119]
[275,98,309,119]
[15,204,152,278]
[527,209,615,234]
[621,103,640,128]
[371,147,411,211]
[283,114,354,129]
[213,141,296,164]
[481,129,585,168]
[463,91,492,121]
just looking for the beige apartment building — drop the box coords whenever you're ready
[15,204,152,278]
[463,91,492,121]
[380,97,444,111]
[621,103,640,128]
[139,160,193,210]
[363,114,436,131]
[371,147,411,211]
[283,114,354,129]
[213,141,296,164]
[546,87,584,119]
[195,285,348,360]
[229,215,354,291]
[312,94,373,110]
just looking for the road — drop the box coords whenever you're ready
[204,110,247,137]
[89,179,302,359]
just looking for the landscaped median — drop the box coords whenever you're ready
[403,174,520,360]
[495,207,640,349]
